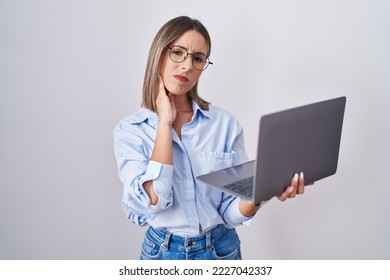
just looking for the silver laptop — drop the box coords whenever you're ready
[197,96,346,205]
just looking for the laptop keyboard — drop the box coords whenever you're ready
[224,176,254,197]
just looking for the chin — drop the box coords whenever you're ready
[167,86,192,96]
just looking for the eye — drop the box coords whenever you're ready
[172,50,183,56]
[171,47,185,57]
[193,55,205,63]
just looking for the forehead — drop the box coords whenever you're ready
[172,30,208,54]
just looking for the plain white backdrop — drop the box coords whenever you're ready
[1,0,389,259]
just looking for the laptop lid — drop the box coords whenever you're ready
[253,96,346,203]
[197,96,346,204]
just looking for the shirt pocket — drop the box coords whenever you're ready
[195,151,237,177]
[193,151,237,207]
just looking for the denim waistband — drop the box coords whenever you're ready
[147,224,233,253]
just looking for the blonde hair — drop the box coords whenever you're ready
[141,16,211,111]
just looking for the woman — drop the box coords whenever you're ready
[113,16,305,260]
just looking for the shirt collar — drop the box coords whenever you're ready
[130,107,159,128]
[192,100,212,120]
[132,100,212,128]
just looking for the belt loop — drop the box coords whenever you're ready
[162,231,171,251]
[206,231,213,252]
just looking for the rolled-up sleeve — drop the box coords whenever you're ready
[218,195,254,227]
[139,161,174,210]
[113,117,174,225]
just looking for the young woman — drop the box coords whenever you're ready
[113,16,305,260]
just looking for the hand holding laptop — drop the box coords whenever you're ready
[239,172,308,216]
[277,172,306,201]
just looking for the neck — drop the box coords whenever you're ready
[174,94,192,112]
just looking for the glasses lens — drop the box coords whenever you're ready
[192,54,208,70]
[169,46,186,63]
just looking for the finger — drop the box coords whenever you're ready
[277,193,287,202]
[277,173,298,201]
[289,173,299,198]
[167,92,175,104]
[167,92,176,112]
[158,76,166,96]
[277,185,295,202]
[156,76,170,110]
[297,172,305,194]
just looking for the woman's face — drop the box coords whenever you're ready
[159,30,208,96]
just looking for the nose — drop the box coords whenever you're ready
[181,55,193,70]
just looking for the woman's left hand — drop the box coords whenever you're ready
[240,172,311,216]
[277,172,306,202]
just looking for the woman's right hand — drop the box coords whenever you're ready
[156,76,177,126]
[145,76,176,206]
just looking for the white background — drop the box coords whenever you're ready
[1,0,389,259]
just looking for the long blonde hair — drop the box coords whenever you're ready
[141,16,211,111]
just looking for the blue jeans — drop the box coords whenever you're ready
[140,224,242,260]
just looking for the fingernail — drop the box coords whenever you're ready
[300,172,304,178]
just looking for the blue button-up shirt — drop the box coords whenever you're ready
[113,100,251,237]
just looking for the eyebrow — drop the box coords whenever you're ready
[173,45,207,57]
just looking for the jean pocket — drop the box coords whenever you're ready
[140,235,163,260]
[211,229,241,260]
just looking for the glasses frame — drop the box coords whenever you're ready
[165,45,213,71]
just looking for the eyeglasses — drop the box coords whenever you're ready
[165,45,213,71]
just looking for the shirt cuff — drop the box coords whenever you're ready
[140,160,174,210]
[227,198,255,226]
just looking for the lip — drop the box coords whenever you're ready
[173,75,189,82]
